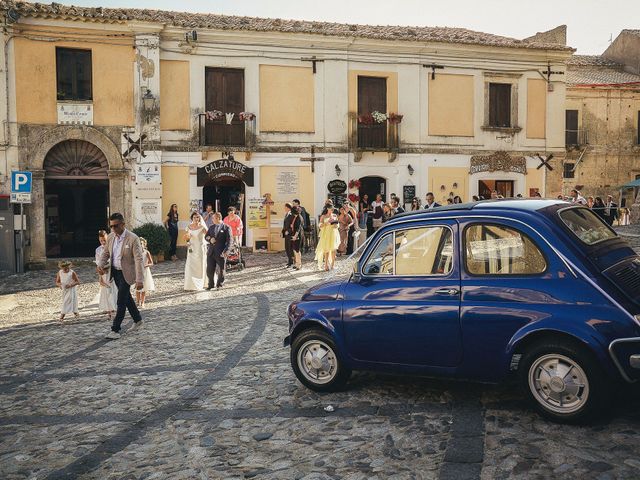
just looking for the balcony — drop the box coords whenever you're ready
[565,128,588,149]
[349,113,401,162]
[198,113,256,149]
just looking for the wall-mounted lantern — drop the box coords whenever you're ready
[407,164,414,176]
[142,89,156,111]
[335,164,342,177]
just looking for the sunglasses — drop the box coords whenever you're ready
[109,222,123,229]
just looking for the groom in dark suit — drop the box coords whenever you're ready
[205,212,231,290]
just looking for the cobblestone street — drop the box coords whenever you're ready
[1,228,640,479]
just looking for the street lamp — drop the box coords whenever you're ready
[407,164,414,176]
[142,89,156,111]
[335,164,342,177]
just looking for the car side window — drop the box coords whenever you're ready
[395,227,453,275]
[465,224,546,275]
[362,226,453,276]
[362,233,394,275]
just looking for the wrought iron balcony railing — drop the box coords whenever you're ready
[198,114,256,148]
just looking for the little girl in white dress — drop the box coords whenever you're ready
[56,260,80,321]
[136,238,155,308]
[96,230,116,320]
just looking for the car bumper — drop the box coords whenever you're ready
[609,337,640,383]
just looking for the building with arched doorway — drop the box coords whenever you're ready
[1,4,572,269]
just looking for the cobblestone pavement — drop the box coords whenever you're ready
[0,227,639,479]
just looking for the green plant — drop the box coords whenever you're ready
[132,223,170,256]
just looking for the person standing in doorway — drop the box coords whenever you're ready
[164,204,179,261]
[605,195,619,226]
[205,212,231,290]
[223,206,244,247]
[371,194,384,231]
[202,203,215,228]
[97,213,145,340]
[282,203,294,268]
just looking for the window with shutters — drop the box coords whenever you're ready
[203,68,245,146]
[56,48,92,101]
[489,83,511,128]
[566,110,579,146]
[357,76,387,149]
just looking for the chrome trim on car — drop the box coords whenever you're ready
[630,355,640,369]
[608,337,640,383]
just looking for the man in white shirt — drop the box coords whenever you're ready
[98,213,145,340]
[570,189,587,205]
[424,192,440,210]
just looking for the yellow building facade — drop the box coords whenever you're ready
[0,3,573,267]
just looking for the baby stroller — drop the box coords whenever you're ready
[225,242,245,271]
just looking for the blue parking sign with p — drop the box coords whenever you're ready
[11,171,32,193]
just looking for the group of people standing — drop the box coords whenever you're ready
[282,199,311,270]
[562,189,629,225]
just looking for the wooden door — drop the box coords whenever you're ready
[205,68,245,146]
[357,76,387,149]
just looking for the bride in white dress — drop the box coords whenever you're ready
[184,211,208,290]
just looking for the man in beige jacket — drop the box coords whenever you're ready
[97,213,145,340]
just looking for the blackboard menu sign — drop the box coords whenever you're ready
[327,180,347,195]
[403,185,416,205]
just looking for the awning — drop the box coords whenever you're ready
[619,178,640,189]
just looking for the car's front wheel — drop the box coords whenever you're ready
[519,341,609,423]
[291,328,350,392]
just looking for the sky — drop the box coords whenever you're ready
[54,0,639,55]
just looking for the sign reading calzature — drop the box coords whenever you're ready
[197,158,255,186]
[276,170,299,196]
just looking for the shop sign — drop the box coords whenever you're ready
[469,151,527,175]
[403,185,416,205]
[197,158,254,186]
[327,180,347,195]
[247,197,267,229]
[136,163,161,183]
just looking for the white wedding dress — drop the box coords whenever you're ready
[184,227,208,290]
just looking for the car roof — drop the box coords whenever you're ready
[387,198,570,225]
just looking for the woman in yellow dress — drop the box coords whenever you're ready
[315,205,341,271]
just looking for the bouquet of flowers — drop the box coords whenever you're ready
[348,179,361,189]
[204,110,223,121]
[348,193,360,203]
[371,111,388,124]
[239,112,256,121]
[387,113,404,124]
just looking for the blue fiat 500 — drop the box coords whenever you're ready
[284,200,640,422]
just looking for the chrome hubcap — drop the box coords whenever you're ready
[297,340,338,385]
[529,354,589,414]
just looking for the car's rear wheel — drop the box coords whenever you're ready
[519,341,609,423]
[291,328,350,392]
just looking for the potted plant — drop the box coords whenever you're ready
[132,223,170,263]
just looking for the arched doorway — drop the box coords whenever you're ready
[203,178,246,245]
[44,140,109,257]
[359,176,387,203]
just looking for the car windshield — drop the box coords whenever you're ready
[559,207,617,245]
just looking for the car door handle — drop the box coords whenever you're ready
[435,288,459,296]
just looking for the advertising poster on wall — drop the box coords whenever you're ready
[247,197,267,228]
